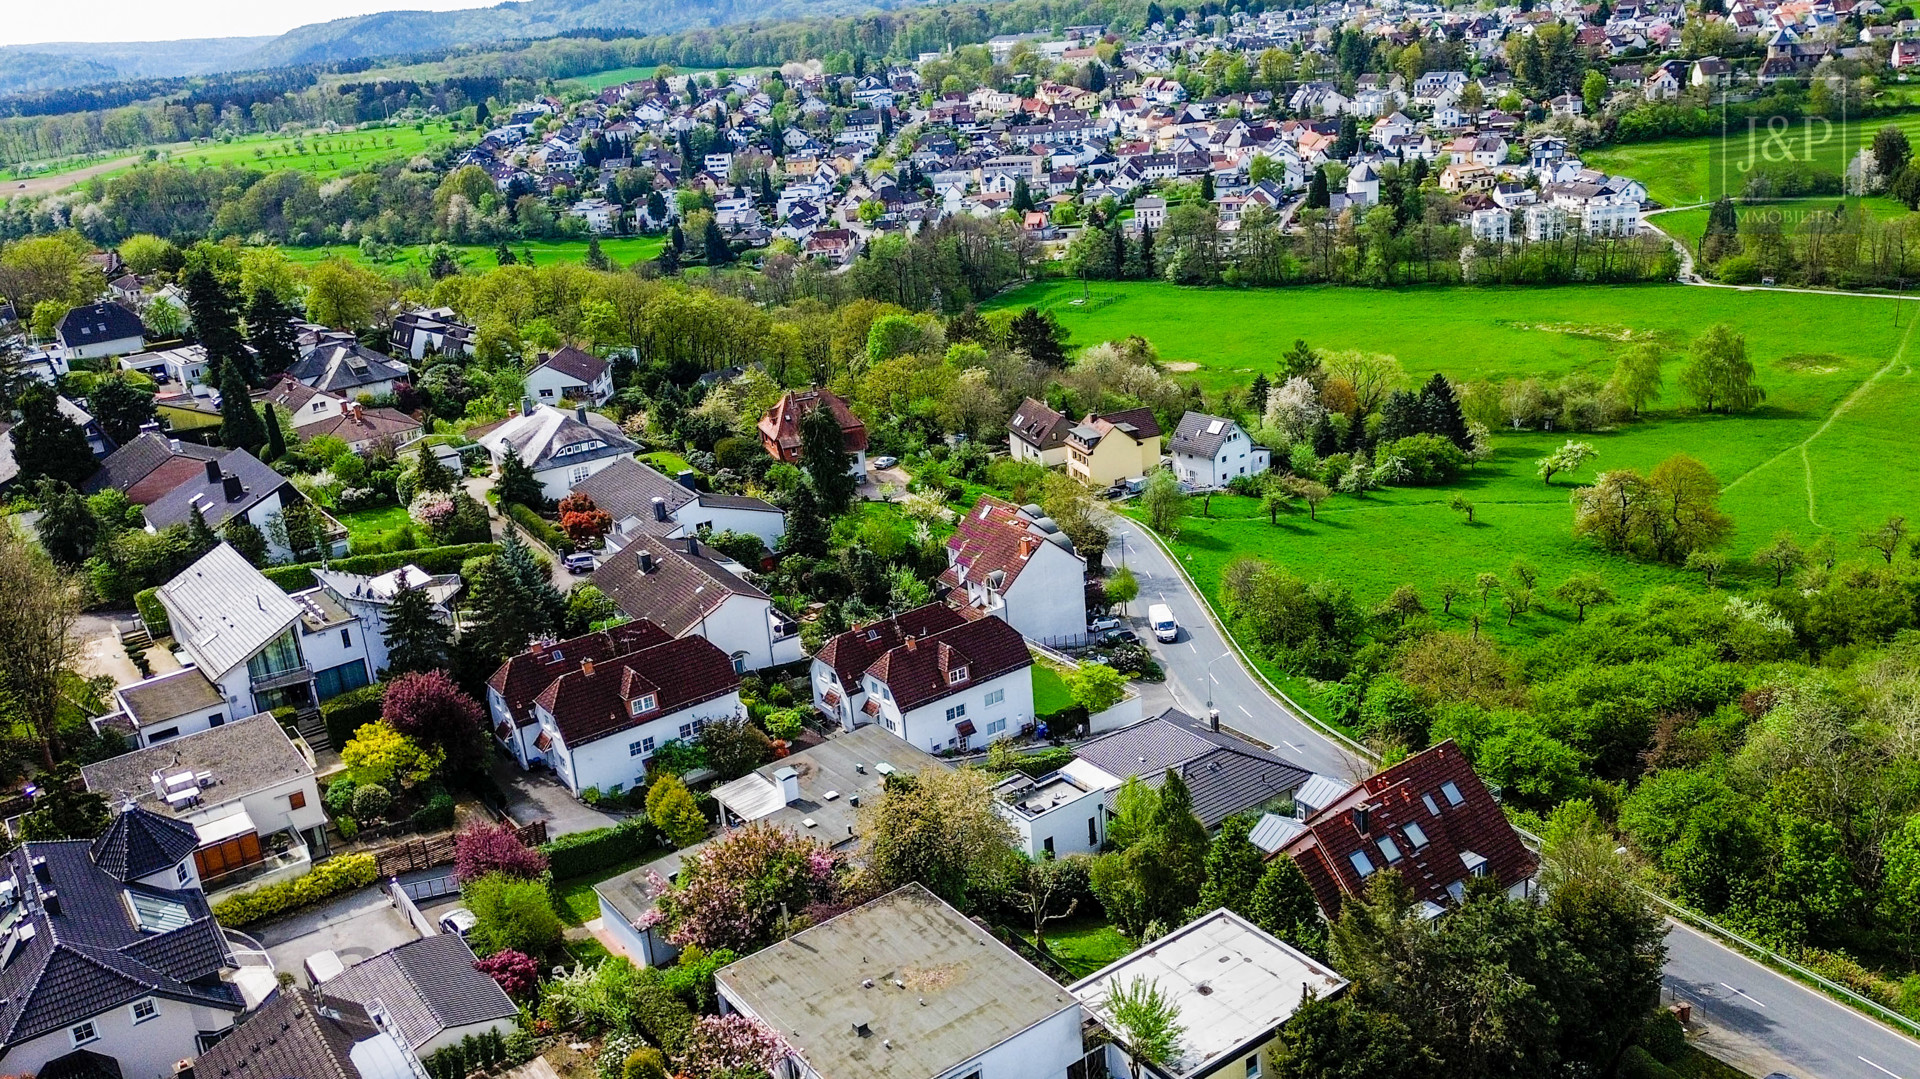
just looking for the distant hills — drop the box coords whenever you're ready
[0,0,920,96]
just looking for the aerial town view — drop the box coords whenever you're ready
[0,0,1916,1075]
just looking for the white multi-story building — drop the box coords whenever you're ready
[1168,411,1270,489]
[942,497,1089,645]
[856,614,1036,754]
[1470,206,1512,244]
[592,538,803,672]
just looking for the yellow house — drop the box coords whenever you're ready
[1065,407,1163,487]
[1070,909,1348,1079]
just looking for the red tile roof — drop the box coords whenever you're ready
[486,621,675,728]
[941,495,1073,592]
[815,603,969,688]
[533,635,740,748]
[1275,740,1537,917]
[757,389,867,462]
[865,616,1031,714]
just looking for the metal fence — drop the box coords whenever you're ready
[387,876,440,937]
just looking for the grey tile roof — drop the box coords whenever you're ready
[142,449,294,535]
[287,345,407,393]
[83,433,221,497]
[1076,711,1311,828]
[474,405,636,475]
[325,935,515,1051]
[592,537,768,637]
[57,303,144,348]
[89,807,199,883]
[82,714,313,819]
[569,456,695,528]
[195,988,380,1079]
[1169,411,1241,459]
[157,544,303,677]
[0,838,243,1049]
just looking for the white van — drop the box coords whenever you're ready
[1148,603,1179,643]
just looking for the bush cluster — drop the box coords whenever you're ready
[211,853,378,926]
[261,542,501,592]
[540,816,656,880]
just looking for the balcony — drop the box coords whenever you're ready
[249,665,314,693]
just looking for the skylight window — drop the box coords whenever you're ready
[1349,851,1375,877]
[1404,822,1430,849]
[1422,794,1440,816]
[1441,781,1465,807]
[1377,836,1403,863]
[126,891,192,933]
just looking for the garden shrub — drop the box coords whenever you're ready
[134,588,170,639]
[352,783,393,821]
[324,776,358,816]
[464,872,562,956]
[262,543,500,592]
[411,789,456,831]
[211,853,379,926]
[321,684,386,755]
[506,502,573,554]
[540,817,657,880]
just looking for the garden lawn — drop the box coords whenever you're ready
[639,450,693,475]
[280,236,666,271]
[337,504,414,553]
[1584,110,1920,206]
[1032,661,1075,717]
[553,849,663,926]
[1039,916,1135,980]
[989,280,1920,651]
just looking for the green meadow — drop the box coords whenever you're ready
[107,121,469,182]
[1648,195,1910,252]
[987,280,1920,648]
[1584,110,1920,206]
[278,236,666,271]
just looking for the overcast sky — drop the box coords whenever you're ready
[0,0,498,47]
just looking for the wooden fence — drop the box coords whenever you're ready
[371,819,547,877]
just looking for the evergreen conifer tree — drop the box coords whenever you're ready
[1416,372,1473,450]
[262,402,287,462]
[219,361,265,451]
[383,579,453,676]
[495,446,543,507]
[12,383,96,487]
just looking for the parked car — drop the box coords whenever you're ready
[1097,628,1139,646]
[438,908,477,939]
[872,455,899,469]
[563,552,597,574]
[1088,615,1125,634]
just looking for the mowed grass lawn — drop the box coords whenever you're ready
[107,121,468,182]
[337,504,414,552]
[1038,915,1135,979]
[1032,662,1075,716]
[989,280,1920,653]
[1649,195,1911,252]
[1584,110,1920,206]
[280,236,666,271]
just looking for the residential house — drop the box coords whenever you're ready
[119,344,210,387]
[572,456,786,553]
[757,389,867,481]
[191,987,420,1079]
[1007,396,1074,466]
[0,397,110,486]
[472,403,639,501]
[81,713,329,891]
[486,621,675,770]
[1470,206,1513,244]
[714,884,1084,1079]
[82,429,224,505]
[286,344,408,399]
[994,768,1108,859]
[591,538,803,672]
[293,403,424,456]
[1060,710,1311,828]
[56,302,146,360]
[568,198,617,233]
[1275,739,1538,919]
[1071,910,1347,1079]
[311,564,463,679]
[1065,406,1163,488]
[142,452,348,563]
[521,624,742,795]
[811,603,967,731]
[1132,195,1169,230]
[325,935,516,1057]
[0,806,245,1079]
[389,308,476,361]
[941,496,1089,644]
[595,727,946,966]
[855,613,1034,754]
[1168,410,1270,489]
[524,346,614,406]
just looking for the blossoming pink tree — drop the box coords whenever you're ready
[649,821,850,953]
[677,1014,788,1079]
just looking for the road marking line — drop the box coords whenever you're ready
[1188,642,1197,653]
[1239,705,1253,717]
[1284,741,1304,752]
[1860,1056,1905,1079]
[1720,983,1765,1008]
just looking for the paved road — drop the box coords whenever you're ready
[1106,523,1920,1079]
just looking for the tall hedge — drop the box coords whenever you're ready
[211,853,379,926]
[321,683,386,751]
[505,502,573,554]
[262,542,501,592]
[134,587,170,639]
[540,817,658,880]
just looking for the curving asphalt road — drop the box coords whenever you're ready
[1105,523,1920,1079]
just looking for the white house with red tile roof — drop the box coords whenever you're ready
[858,615,1035,753]
[486,621,675,769]
[811,603,969,732]
[942,496,1088,645]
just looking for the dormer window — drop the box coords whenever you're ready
[948,665,969,684]
[629,694,657,716]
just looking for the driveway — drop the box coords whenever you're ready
[493,758,618,837]
[75,610,143,686]
[254,885,419,979]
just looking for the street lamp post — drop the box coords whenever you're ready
[1204,649,1233,723]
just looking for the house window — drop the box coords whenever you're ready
[289,790,306,810]
[570,466,593,484]
[945,704,967,722]
[1440,781,1464,806]
[732,652,749,675]
[1422,794,1441,816]
[1349,851,1375,877]
[947,665,969,684]
[630,694,657,715]
[1377,836,1402,863]
[985,718,1007,736]
[1043,837,1055,857]
[176,863,190,884]
[539,388,555,398]
[208,715,224,728]
[131,998,158,1024]
[149,727,179,742]
[340,628,352,648]
[71,1022,98,1046]
[1404,822,1429,849]
[1246,1053,1262,1079]
[984,688,1005,707]
[679,720,707,740]
[630,737,655,757]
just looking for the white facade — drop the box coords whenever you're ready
[995,772,1107,859]
[1170,422,1270,490]
[1470,207,1512,244]
[960,540,1088,645]
[524,362,614,406]
[864,664,1034,754]
[536,691,745,795]
[685,591,805,673]
[3,996,236,1079]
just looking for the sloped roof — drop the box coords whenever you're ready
[486,621,675,729]
[295,407,421,444]
[569,456,696,528]
[287,344,407,393]
[195,988,380,1079]
[591,537,770,637]
[89,806,199,883]
[815,603,968,688]
[56,303,144,347]
[1073,710,1310,827]
[1008,397,1071,452]
[533,634,739,747]
[1169,411,1242,459]
[142,449,292,534]
[157,543,303,676]
[472,404,636,474]
[530,345,608,384]
[941,495,1080,593]
[756,389,867,458]
[82,432,221,499]
[325,935,515,1051]
[1276,740,1537,917]
[865,616,1031,714]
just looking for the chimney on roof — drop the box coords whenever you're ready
[351,402,364,421]
[1353,805,1371,835]
[204,459,221,484]
[174,1061,195,1079]
[169,439,182,454]
[651,497,668,522]
[904,634,918,652]
[775,765,800,804]
[685,536,699,558]
[1018,535,1039,559]
[41,891,57,916]
[29,857,47,885]
[676,470,697,491]
[581,658,595,677]
[637,550,655,574]
[223,474,244,502]
[521,396,533,416]
[575,404,588,423]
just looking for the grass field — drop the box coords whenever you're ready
[1584,110,1920,206]
[1038,915,1135,979]
[566,64,750,91]
[279,236,666,272]
[1032,661,1074,716]
[337,504,414,553]
[1649,195,1910,252]
[988,280,1920,654]
[106,121,468,183]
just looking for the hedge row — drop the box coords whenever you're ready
[540,816,657,880]
[261,543,502,593]
[211,852,379,927]
[505,503,573,555]
[134,588,170,639]
[321,683,386,753]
